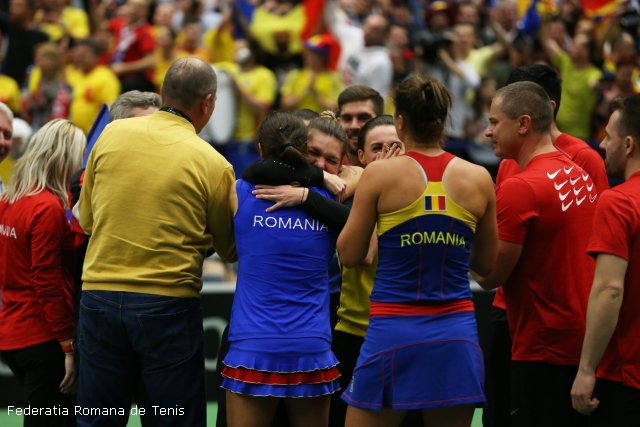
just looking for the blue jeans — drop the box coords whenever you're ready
[76,291,206,427]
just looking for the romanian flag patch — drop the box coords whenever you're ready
[424,195,447,211]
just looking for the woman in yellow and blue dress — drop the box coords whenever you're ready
[337,75,498,427]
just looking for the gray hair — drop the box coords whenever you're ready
[110,91,162,121]
[162,57,217,111]
[0,102,14,122]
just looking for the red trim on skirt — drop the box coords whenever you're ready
[222,365,340,386]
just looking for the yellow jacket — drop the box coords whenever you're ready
[79,111,237,298]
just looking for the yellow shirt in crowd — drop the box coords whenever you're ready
[552,50,603,141]
[250,5,305,55]
[79,112,237,298]
[0,74,21,114]
[216,62,277,142]
[281,69,343,113]
[153,50,188,91]
[35,6,90,41]
[177,46,211,63]
[67,66,121,134]
[202,28,235,63]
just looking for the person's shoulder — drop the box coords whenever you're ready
[607,175,640,203]
[29,190,65,215]
[255,65,276,79]
[449,156,492,179]
[62,6,88,19]
[0,73,18,89]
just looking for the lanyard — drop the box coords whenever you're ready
[160,107,193,124]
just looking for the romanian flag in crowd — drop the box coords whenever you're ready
[516,0,558,18]
[580,0,624,18]
[424,195,447,212]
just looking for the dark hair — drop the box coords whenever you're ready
[307,111,349,158]
[472,77,496,121]
[75,38,101,57]
[247,37,266,66]
[511,33,534,53]
[162,57,217,110]
[256,111,309,167]
[338,86,384,117]
[182,16,201,28]
[293,109,320,122]
[357,115,395,151]
[493,81,553,134]
[394,75,452,144]
[506,64,561,118]
[612,94,640,146]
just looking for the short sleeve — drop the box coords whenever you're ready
[496,177,539,244]
[574,148,609,194]
[587,190,636,261]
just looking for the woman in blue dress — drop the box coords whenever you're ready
[222,111,347,427]
[337,75,499,426]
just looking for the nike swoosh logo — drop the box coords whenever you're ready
[590,195,598,203]
[559,191,570,201]
[574,186,584,195]
[576,195,587,205]
[564,166,574,174]
[554,180,568,190]
[582,173,589,181]
[570,177,580,185]
[562,200,574,211]
[587,183,593,191]
[547,169,561,179]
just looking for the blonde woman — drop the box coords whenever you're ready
[0,119,86,427]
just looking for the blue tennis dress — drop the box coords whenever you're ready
[222,179,340,397]
[341,152,486,410]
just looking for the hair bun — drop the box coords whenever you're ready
[318,110,337,121]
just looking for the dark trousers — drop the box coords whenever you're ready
[1,340,73,427]
[590,379,640,426]
[77,291,206,427]
[510,362,588,427]
[483,306,512,427]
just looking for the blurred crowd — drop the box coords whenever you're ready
[1,0,639,179]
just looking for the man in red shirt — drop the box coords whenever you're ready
[571,94,640,425]
[107,0,155,93]
[484,64,609,427]
[475,81,597,427]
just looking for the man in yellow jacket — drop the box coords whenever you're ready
[76,57,236,427]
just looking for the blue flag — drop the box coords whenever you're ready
[518,0,541,35]
[83,104,110,167]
